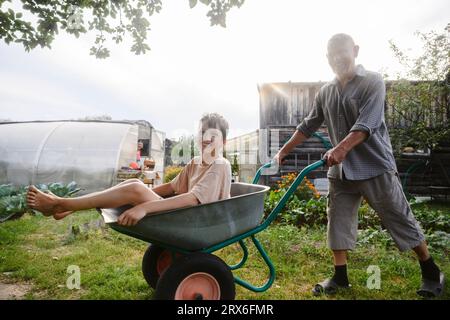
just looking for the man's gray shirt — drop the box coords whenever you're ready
[296,65,397,180]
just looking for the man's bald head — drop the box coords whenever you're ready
[326,33,359,80]
[327,33,355,51]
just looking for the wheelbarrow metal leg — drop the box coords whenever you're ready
[229,240,249,271]
[233,235,275,292]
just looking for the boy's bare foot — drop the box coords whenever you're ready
[53,211,74,220]
[45,191,74,220]
[27,186,65,216]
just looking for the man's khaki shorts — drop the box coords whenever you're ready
[327,170,425,251]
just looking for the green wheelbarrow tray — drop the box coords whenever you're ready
[97,158,326,295]
[98,182,270,251]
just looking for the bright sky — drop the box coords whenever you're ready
[0,0,448,139]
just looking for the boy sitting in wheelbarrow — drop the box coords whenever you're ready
[27,113,232,227]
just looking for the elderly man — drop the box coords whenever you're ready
[274,33,444,297]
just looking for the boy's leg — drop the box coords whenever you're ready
[76,179,146,198]
[27,180,160,216]
[52,179,146,219]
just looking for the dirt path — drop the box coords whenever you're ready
[0,278,31,300]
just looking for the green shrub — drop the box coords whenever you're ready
[358,200,381,230]
[0,182,81,222]
[357,227,393,248]
[410,205,450,233]
[264,173,326,227]
[387,28,450,153]
[0,184,17,197]
[264,182,449,252]
[164,166,183,183]
[426,231,450,252]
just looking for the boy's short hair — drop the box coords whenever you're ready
[200,113,229,140]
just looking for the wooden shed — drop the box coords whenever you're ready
[257,82,331,185]
[228,80,449,196]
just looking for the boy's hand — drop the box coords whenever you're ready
[117,205,148,226]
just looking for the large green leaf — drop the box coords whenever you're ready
[0,181,81,223]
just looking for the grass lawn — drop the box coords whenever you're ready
[0,203,448,300]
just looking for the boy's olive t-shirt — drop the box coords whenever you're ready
[170,156,231,204]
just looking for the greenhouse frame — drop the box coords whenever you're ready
[0,120,165,194]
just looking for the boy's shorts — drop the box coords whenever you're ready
[327,170,425,251]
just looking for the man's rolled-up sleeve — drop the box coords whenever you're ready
[296,91,325,137]
[350,78,386,137]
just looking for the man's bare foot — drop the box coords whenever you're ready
[27,186,65,216]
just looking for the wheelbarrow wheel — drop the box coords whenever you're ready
[142,244,176,289]
[154,252,235,300]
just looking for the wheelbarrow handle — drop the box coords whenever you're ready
[256,158,327,228]
[252,160,275,184]
[252,158,327,185]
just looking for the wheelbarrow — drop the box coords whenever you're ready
[97,159,326,300]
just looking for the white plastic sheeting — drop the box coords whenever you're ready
[0,121,139,194]
[151,129,165,176]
